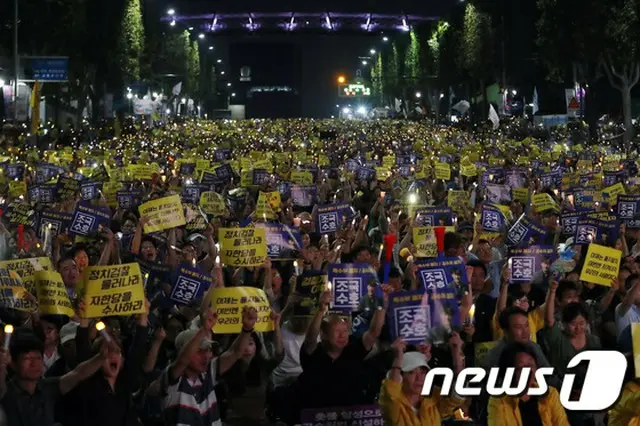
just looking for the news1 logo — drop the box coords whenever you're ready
[421,351,627,411]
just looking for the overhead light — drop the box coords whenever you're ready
[209,46,214,50]
[231,93,236,97]
[170,20,176,27]
[362,60,367,65]
[227,83,231,87]
[383,36,389,42]
[415,92,422,98]
[370,49,376,55]
[188,27,194,31]
[167,9,175,15]
[220,71,225,75]
[198,33,205,39]
[217,59,222,63]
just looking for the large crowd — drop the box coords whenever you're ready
[0,118,637,426]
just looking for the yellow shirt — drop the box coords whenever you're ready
[378,379,464,426]
[492,305,545,343]
[609,381,640,426]
[487,387,569,426]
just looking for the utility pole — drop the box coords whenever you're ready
[13,0,19,121]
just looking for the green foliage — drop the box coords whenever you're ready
[460,3,493,82]
[118,0,145,84]
[382,43,400,95]
[370,53,384,103]
[164,30,190,85]
[405,29,422,84]
[188,40,201,97]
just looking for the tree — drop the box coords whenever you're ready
[370,53,384,105]
[602,0,640,145]
[187,40,201,98]
[163,30,190,89]
[405,29,423,87]
[117,0,145,84]
[460,3,493,118]
[383,43,400,100]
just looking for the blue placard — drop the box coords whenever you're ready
[508,245,555,283]
[169,265,212,305]
[416,256,469,293]
[256,223,302,260]
[414,207,453,227]
[327,263,378,312]
[68,202,110,236]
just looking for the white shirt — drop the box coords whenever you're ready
[270,322,313,389]
[44,348,61,372]
[615,303,640,336]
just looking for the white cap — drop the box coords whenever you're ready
[401,351,429,372]
[174,329,213,352]
[60,321,79,345]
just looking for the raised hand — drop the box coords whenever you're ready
[242,306,258,330]
[202,307,218,330]
[390,337,407,356]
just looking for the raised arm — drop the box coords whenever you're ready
[131,216,149,256]
[545,281,558,328]
[619,276,640,317]
[168,309,216,381]
[218,306,259,375]
[302,290,331,355]
[59,341,110,394]
[362,291,387,351]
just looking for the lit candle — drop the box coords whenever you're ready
[3,324,13,350]
[95,321,112,343]
[215,255,221,266]
[468,304,476,323]
[293,260,300,275]
[378,244,384,262]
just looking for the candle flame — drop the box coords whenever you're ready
[4,324,13,334]
[95,321,106,332]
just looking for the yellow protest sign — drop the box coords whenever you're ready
[200,191,226,216]
[9,180,27,199]
[218,227,267,267]
[413,227,437,258]
[291,170,313,185]
[35,271,74,317]
[0,257,53,294]
[602,182,626,205]
[0,269,37,312]
[475,341,498,367]
[532,193,558,212]
[138,194,186,233]
[82,263,146,318]
[127,163,159,180]
[460,164,477,177]
[579,244,622,286]
[376,167,391,181]
[210,287,274,334]
[435,163,451,180]
[512,187,529,203]
[447,190,468,212]
[632,323,640,378]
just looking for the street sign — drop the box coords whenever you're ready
[21,57,69,82]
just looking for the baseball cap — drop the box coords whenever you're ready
[401,351,429,372]
[60,321,79,345]
[174,329,213,352]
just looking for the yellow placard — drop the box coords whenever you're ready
[475,341,498,367]
[35,271,75,317]
[291,170,314,185]
[218,227,268,267]
[138,194,186,233]
[435,163,451,180]
[460,164,477,177]
[512,187,529,203]
[0,269,37,312]
[602,182,626,205]
[632,323,640,378]
[376,167,391,181]
[413,227,438,258]
[82,263,146,318]
[9,180,27,199]
[200,191,226,216]
[127,163,159,180]
[448,190,469,212]
[532,193,558,212]
[579,244,622,286]
[0,257,53,294]
[210,287,274,334]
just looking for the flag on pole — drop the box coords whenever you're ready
[30,81,40,134]
[532,86,539,115]
[489,104,500,130]
[172,82,182,96]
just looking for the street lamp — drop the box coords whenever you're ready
[217,59,222,64]
[209,46,214,50]
[337,75,346,84]
[511,89,517,96]
[231,93,236,97]
[170,20,176,27]
[188,27,194,31]
[370,49,376,55]
[361,60,367,65]
[220,71,225,75]
[227,83,231,87]
[342,107,351,114]
[198,33,205,39]
[415,92,422,98]
[383,36,389,42]
[167,8,175,15]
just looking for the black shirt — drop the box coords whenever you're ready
[473,293,497,343]
[297,336,371,409]
[1,377,61,426]
[519,397,544,426]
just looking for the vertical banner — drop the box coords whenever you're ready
[138,195,186,233]
[218,227,267,267]
[210,287,274,334]
[82,263,146,317]
[327,263,378,312]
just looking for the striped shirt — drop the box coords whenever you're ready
[161,358,221,426]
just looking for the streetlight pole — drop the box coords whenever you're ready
[13,0,19,121]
